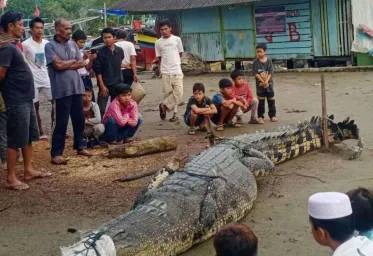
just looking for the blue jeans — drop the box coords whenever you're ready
[101,115,142,143]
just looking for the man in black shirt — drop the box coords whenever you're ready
[0,11,51,190]
[93,27,124,118]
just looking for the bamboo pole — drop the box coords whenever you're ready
[321,74,329,148]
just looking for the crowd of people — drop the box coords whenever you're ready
[1,9,372,256]
[0,9,278,190]
[214,188,373,256]
[0,11,141,190]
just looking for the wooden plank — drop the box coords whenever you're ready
[181,8,221,33]
[326,0,339,55]
[311,0,323,56]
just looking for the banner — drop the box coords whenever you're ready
[255,6,286,35]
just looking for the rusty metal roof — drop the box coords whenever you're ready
[113,0,262,12]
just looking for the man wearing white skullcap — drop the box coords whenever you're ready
[308,192,373,256]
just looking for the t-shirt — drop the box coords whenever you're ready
[45,37,85,100]
[333,236,373,256]
[22,38,51,88]
[232,81,253,103]
[155,35,183,75]
[84,101,101,124]
[184,96,212,116]
[102,98,139,127]
[252,57,274,94]
[211,92,234,110]
[115,41,137,68]
[93,45,124,88]
[77,49,90,76]
[0,43,35,105]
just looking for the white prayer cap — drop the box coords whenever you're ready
[308,192,352,220]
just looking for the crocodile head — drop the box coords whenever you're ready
[327,115,360,142]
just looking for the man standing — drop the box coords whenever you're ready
[115,29,138,86]
[22,17,54,141]
[0,11,51,190]
[45,18,92,165]
[155,19,184,122]
[93,27,124,118]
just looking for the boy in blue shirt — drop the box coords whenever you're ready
[184,83,217,135]
[211,79,245,131]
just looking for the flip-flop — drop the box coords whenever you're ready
[169,116,179,122]
[4,182,29,191]
[226,122,242,128]
[271,117,278,122]
[216,125,225,131]
[39,135,49,141]
[188,127,197,135]
[51,156,69,165]
[77,149,93,157]
[159,104,166,120]
[24,172,52,181]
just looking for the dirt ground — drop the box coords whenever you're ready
[0,72,373,256]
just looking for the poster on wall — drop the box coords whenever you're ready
[255,6,286,35]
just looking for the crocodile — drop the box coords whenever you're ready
[61,115,363,256]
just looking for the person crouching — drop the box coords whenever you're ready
[100,84,142,144]
[82,88,104,148]
[184,83,217,135]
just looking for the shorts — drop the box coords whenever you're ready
[184,112,205,127]
[33,87,52,103]
[6,101,39,148]
[210,106,229,125]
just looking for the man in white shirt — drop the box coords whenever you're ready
[22,17,53,141]
[308,192,373,256]
[115,29,138,86]
[155,19,184,122]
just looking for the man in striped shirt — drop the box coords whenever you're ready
[100,84,142,144]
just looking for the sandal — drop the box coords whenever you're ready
[188,127,197,135]
[236,116,244,125]
[169,115,179,122]
[216,124,225,131]
[24,171,52,181]
[77,149,93,157]
[4,182,29,191]
[39,135,49,141]
[159,104,166,120]
[249,118,264,124]
[271,117,277,122]
[198,126,207,132]
[226,122,242,128]
[51,156,69,165]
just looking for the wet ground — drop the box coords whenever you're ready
[0,72,373,256]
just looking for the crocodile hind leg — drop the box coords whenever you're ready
[240,148,275,177]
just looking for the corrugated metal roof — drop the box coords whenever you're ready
[113,0,262,12]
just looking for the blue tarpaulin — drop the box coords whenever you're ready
[95,9,127,16]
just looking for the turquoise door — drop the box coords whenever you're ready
[221,6,256,59]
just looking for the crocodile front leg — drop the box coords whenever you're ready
[240,148,275,177]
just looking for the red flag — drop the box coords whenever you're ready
[34,7,40,17]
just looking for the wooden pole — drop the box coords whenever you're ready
[321,74,329,148]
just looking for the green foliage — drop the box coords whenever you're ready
[3,0,154,37]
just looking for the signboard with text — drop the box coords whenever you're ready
[255,6,287,35]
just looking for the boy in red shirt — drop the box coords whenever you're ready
[231,70,263,124]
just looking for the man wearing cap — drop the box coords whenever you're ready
[308,192,373,256]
